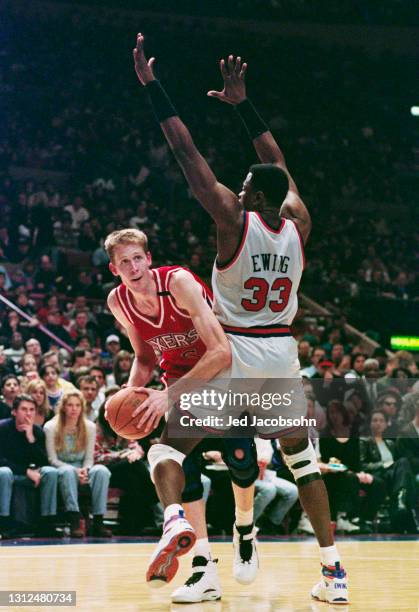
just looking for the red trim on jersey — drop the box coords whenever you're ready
[221,324,291,336]
[216,211,249,272]
[115,286,134,325]
[291,220,306,270]
[124,270,164,328]
[256,213,285,235]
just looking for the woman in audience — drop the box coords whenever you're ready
[95,401,157,534]
[108,350,133,387]
[44,391,111,538]
[39,363,75,411]
[360,409,417,533]
[26,379,54,426]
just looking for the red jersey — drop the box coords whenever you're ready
[115,266,213,379]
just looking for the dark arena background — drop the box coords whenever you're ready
[0,1,418,610]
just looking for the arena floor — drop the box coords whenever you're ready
[0,536,418,611]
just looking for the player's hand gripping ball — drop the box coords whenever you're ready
[105,387,149,440]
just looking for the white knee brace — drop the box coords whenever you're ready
[281,440,321,486]
[147,443,186,484]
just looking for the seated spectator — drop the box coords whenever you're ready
[36,295,60,325]
[4,332,26,365]
[77,375,100,422]
[396,401,419,492]
[44,310,73,348]
[300,346,326,378]
[344,353,367,382]
[39,364,76,411]
[69,349,94,385]
[360,410,417,533]
[0,394,58,537]
[25,338,43,365]
[0,345,16,380]
[18,352,39,390]
[297,340,312,369]
[319,430,386,533]
[89,366,106,407]
[0,311,27,344]
[65,195,89,230]
[26,379,54,427]
[108,350,133,387]
[253,438,298,534]
[0,374,21,420]
[95,403,157,535]
[311,359,346,407]
[68,310,96,347]
[33,255,56,292]
[44,391,111,538]
[376,392,401,438]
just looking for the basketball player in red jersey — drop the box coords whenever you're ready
[133,35,349,604]
[105,229,259,599]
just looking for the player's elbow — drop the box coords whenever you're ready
[214,344,232,370]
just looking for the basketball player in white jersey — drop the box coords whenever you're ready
[133,34,349,604]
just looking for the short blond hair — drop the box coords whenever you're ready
[104,229,149,263]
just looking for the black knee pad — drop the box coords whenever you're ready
[181,445,204,503]
[222,438,259,488]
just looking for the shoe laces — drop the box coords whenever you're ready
[322,562,346,579]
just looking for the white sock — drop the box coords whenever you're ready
[235,507,254,527]
[194,537,212,560]
[164,503,183,523]
[320,545,341,567]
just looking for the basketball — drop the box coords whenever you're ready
[105,387,150,440]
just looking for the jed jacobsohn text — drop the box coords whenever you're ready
[179,414,317,428]
[179,390,294,411]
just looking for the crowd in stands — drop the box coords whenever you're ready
[0,6,418,539]
[0,317,418,539]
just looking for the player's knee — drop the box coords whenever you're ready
[147,443,185,484]
[223,440,259,488]
[281,440,321,487]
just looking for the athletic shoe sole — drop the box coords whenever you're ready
[146,530,196,588]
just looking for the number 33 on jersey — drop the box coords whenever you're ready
[212,211,305,330]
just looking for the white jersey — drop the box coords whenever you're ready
[212,211,305,332]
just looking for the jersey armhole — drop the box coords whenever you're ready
[291,220,306,270]
[216,210,249,271]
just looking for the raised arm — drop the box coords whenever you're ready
[133,34,241,233]
[107,289,157,387]
[208,55,311,243]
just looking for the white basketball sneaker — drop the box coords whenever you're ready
[311,562,349,604]
[146,511,196,588]
[232,524,259,585]
[171,556,222,603]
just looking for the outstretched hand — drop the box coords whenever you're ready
[133,32,156,86]
[207,55,247,105]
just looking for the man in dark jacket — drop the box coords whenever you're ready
[396,402,419,486]
[0,394,58,537]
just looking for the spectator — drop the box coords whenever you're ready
[18,352,39,389]
[360,410,417,533]
[396,401,419,492]
[0,374,21,420]
[0,394,58,537]
[25,338,43,364]
[95,403,157,535]
[298,340,312,368]
[301,346,326,378]
[65,196,89,230]
[0,345,16,380]
[319,425,386,533]
[69,349,94,384]
[26,379,54,427]
[39,364,76,411]
[77,375,100,422]
[4,332,26,365]
[33,255,56,291]
[253,438,298,534]
[344,353,367,382]
[376,392,401,438]
[68,310,96,347]
[44,391,111,538]
[109,350,133,387]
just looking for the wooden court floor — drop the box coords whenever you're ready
[0,540,418,611]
